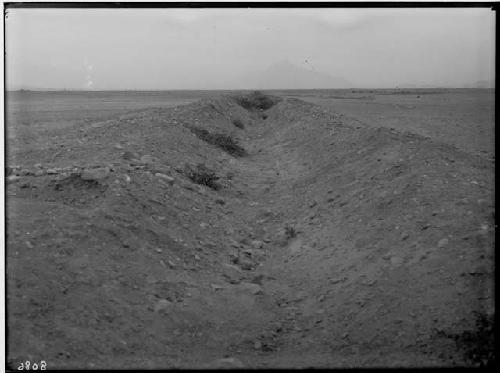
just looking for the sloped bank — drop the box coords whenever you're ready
[6,92,494,368]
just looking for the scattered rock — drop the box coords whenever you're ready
[122,151,139,161]
[438,238,449,248]
[210,357,244,368]
[155,173,175,185]
[229,239,241,248]
[167,260,176,268]
[19,169,33,176]
[211,283,225,291]
[239,282,263,295]
[250,274,265,285]
[34,170,45,177]
[390,256,404,266]
[46,168,58,175]
[250,240,264,250]
[236,256,255,271]
[401,232,409,240]
[330,277,345,285]
[154,299,173,313]
[254,341,262,350]
[7,175,21,183]
[81,167,110,181]
[221,263,243,284]
[140,155,155,165]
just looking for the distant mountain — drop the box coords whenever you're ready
[238,61,352,89]
[472,80,494,88]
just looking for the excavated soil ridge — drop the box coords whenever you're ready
[6,94,494,369]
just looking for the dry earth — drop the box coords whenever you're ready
[5,91,495,369]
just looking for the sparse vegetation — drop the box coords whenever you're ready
[182,163,221,190]
[189,127,246,157]
[232,118,245,129]
[234,91,280,111]
[284,225,297,239]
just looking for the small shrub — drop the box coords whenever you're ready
[284,225,297,239]
[189,127,246,157]
[232,118,245,129]
[183,163,221,190]
[234,91,280,111]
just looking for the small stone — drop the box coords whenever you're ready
[155,173,174,185]
[122,151,139,161]
[437,238,449,248]
[221,264,243,284]
[140,155,155,165]
[211,283,225,291]
[251,240,264,250]
[254,341,262,350]
[7,175,21,183]
[390,256,403,266]
[34,170,45,176]
[81,167,110,181]
[200,222,209,229]
[250,274,265,285]
[229,239,241,248]
[194,254,201,260]
[155,248,162,253]
[401,232,409,240]
[19,169,32,176]
[211,357,244,368]
[154,299,172,313]
[114,144,124,150]
[34,163,43,169]
[25,241,34,249]
[237,257,255,271]
[342,332,349,339]
[239,282,263,295]
[167,260,176,268]
[46,168,58,175]
[330,277,344,284]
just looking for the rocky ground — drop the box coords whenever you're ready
[5,92,495,369]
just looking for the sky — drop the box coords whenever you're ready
[5,7,495,90]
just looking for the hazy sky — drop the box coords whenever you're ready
[5,7,495,89]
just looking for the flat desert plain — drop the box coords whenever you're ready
[5,89,495,368]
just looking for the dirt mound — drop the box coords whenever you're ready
[6,93,494,369]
